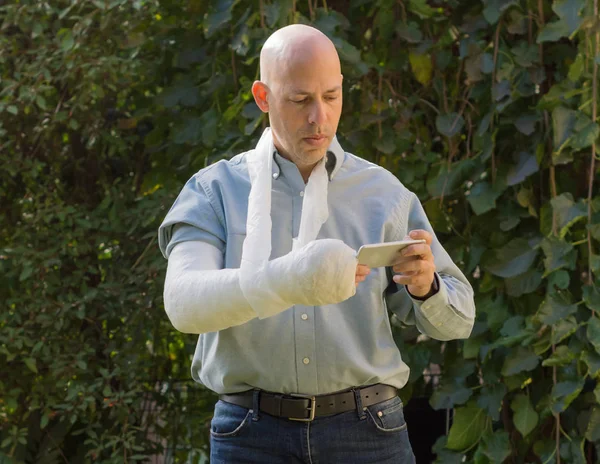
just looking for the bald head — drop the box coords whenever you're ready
[252,24,344,182]
[260,24,341,89]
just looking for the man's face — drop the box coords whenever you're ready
[266,47,343,169]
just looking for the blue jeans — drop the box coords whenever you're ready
[209,392,416,463]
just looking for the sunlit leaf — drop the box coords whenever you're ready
[447,403,487,451]
[551,380,584,413]
[409,52,432,86]
[550,193,587,238]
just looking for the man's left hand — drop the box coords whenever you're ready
[392,229,436,298]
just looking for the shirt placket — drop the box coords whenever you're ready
[277,155,319,394]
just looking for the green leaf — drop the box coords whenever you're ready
[374,137,396,155]
[587,316,600,354]
[430,383,473,410]
[568,53,585,81]
[478,294,509,332]
[426,158,476,197]
[547,269,570,290]
[158,77,200,108]
[332,38,368,75]
[537,0,586,43]
[536,293,577,325]
[506,151,538,186]
[447,403,487,451]
[550,193,587,238]
[581,350,600,376]
[511,43,538,67]
[432,436,465,464]
[591,254,600,274]
[482,0,517,25]
[58,28,74,51]
[542,345,576,367]
[40,412,49,429]
[589,223,600,241]
[24,357,38,373]
[571,114,600,150]
[501,347,539,376]
[463,336,482,359]
[541,237,576,276]
[409,52,432,86]
[492,80,511,101]
[204,0,234,38]
[19,266,33,282]
[481,238,539,278]
[408,0,437,18]
[506,9,527,34]
[477,383,506,421]
[551,380,584,414]
[436,113,465,137]
[552,316,579,344]
[467,181,502,215]
[585,407,600,441]
[481,430,511,462]
[505,269,542,297]
[513,115,537,136]
[7,105,18,115]
[552,106,577,151]
[396,22,423,43]
[583,285,600,312]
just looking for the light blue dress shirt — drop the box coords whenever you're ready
[158,147,475,395]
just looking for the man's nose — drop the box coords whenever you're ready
[308,100,327,126]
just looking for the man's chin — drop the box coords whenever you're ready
[297,148,327,165]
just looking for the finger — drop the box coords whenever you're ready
[401,243,433,260]
[393,259,430,274]
[355,275,367,285]
[408,229,433,245]
[393,273,432,288]
[355,264,371,277]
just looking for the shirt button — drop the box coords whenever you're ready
[299,191,304,197]
[303,357,310,365]
[273,172,279,179]
[301,314,308,321]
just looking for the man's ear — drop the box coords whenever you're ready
[252,81,269,113]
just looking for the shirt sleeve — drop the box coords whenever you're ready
[385,192,475,341]
[158,173,226,259]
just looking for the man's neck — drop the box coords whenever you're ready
[274,146,319,184]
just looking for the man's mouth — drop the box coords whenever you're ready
[303,135,328,146]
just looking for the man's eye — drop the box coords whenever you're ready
[325,96,338,101]
[292,98,307,104]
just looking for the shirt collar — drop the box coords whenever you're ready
[271,140,344,182]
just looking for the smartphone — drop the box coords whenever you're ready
[356,239,426,268]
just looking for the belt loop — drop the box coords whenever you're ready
[251,389,261,422]
[353,387,366,420]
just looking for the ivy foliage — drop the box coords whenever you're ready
[1,0,599,462]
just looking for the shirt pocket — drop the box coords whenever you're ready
[365,395,408,433]
[224,233,246,269]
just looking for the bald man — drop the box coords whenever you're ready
[158,24,475,463]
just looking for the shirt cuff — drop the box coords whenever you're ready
[406,273,440,301]
[408,273,451,319]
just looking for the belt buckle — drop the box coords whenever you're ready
[288,393,316,422]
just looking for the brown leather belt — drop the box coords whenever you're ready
[219,383,397,422]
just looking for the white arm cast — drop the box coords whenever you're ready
[164,239,357,334]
